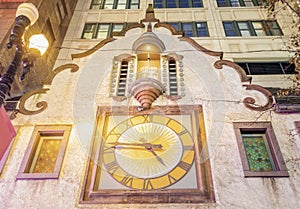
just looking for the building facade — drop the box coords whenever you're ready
[0,0,300,208]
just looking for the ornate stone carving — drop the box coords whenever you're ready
[44,64,79,85]
[154,23,184,36]
[128,78,165,110]
[18,64,79,115]
[179,37,223,57]
[111,23,145,37]
[18,89,49,115]
[243,84,274,111]
[214,60,252,83]
[71,38,115,59]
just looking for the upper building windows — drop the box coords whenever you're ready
[167,22,209,37]
[223,21,283,37]
[216,0,265,7]
[90,0,140,9]
[154,0,203,8]
[81,23,136,39]
[236,62,295,75]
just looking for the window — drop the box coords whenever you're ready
[42,19,56,46]
[233,122,289,177]
[90,0,140,9]
[82,23,136,39]
[223,21,283,36]
[236,62,295,75]
[117,60,128,96]
[17,125,71,180]
[154,0,203,8]
[166,22,209,37]
[168,59,178,95]
[55,0,67,23]
[216,0,265,7]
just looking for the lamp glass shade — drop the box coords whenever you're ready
[16,3,39,25]
[29,34,49,56]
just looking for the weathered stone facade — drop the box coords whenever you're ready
[0,1,299,208]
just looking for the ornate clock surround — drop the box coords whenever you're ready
[80,105,214,204]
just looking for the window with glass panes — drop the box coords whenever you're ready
[236,62,295,75]
[233,122,288,177]
[223,20,282,36]
[82,23,135,39]
[90,0,139,9]
[166,22,209,37]
[216,0,265,7]
[154,0,203,8]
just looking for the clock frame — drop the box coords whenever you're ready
[80,105,214,204]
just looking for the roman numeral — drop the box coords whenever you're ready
[178,129,188,136]
[167,174,177,184]
[183,145,194,151]
[143,178,154,190]
[178,161,191,171]
[142,115,150,123]
[105,160,119,174]
[121,175,133,187]
[109,130,121,137]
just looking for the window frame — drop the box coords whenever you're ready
[153,0,203,8]
[90,0,140,9]
[16,125,72,180]
[166,22,209,37]
[81,23,136,39]
[236,62,295,75]
[216,0,264,7]
[233,122,289,177]
[223,20,283,37]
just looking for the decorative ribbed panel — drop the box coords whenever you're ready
[128,78,165,110]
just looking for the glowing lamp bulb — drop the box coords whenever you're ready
[29,34,49,56]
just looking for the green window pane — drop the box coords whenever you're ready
[242,134,275,172]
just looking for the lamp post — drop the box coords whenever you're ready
[0,3,48,107]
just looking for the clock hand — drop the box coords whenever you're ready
[109,142,163,150]
[143,143,166,167]
[109,142,162,148]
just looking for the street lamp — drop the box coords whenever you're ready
[0,3,48,107]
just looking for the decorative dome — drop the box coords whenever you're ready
[132,32,165,54]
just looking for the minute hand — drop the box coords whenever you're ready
[109,142,162,149]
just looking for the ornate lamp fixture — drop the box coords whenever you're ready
[0,3,48,107]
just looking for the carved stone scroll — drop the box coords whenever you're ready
[18,64,80,115]
[243,84,274,111]
[179,37,223,57]
[214,60,252,83]
[71,38,115,59]
[18,89,49,115]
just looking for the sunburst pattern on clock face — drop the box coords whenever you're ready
[102,115,195,190]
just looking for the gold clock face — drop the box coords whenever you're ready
[102,115,195,190]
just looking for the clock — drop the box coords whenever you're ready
[102,114,195,190]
